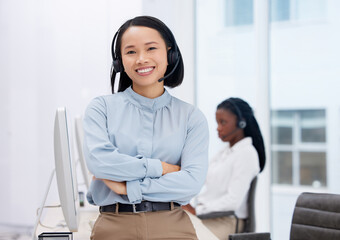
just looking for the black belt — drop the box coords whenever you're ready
[100,201,180,213]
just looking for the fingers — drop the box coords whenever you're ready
[161,162,181,175]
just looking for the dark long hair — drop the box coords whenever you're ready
[110,16,184,94]
[217,98,266,172]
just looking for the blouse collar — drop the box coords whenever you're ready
[231,137,253,151]
[223,137,253,153]
[124,86,171,112]
[217,137,253,162]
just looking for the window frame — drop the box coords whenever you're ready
[271,109,327,187]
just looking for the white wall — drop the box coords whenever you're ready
[0,0,142,226]
[142,0,196,105]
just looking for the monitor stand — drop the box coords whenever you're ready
[31,169,55,240]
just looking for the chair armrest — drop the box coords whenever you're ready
[197,211,236,219]
[228,232,271,240]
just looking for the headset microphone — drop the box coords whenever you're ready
[111,21,181,82]
[158,57,180,82]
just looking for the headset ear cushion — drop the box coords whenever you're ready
[112,58,123,73]
[238,120,247,129]
[167,49,179,65]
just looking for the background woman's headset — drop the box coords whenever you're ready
[226,98,247,129]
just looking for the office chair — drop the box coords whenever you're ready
[229,191,340,240]
[290,192,340,240]
[198,176,258,233]
[228,232,271,240]
[243,176,257,232]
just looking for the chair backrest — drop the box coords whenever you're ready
[290,192,340,240]
[229,232,271,240]
[243,176,258,233]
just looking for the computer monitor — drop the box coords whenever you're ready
[54,107,80,232]
[74,116,92,190]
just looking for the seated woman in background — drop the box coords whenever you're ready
[183,97,266,240]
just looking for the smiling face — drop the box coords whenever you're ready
[120,26,168,98]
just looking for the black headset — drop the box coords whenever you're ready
[111,30,123,73]
[111,26,180,77]
[226,98,247,129]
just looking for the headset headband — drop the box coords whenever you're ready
[227,98,247,129]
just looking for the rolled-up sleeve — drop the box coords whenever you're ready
[83,97,163,182]
[125,108,209,204]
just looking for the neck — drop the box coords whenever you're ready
[132,83,164,99]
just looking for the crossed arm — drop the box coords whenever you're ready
[97,162,181,195]
[84,98,209,203]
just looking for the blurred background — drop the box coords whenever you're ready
[1,0,339,240]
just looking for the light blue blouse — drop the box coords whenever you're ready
[83,87,209,206]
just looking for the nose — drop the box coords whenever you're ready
[217,124,222,132]
[136,52,148,64]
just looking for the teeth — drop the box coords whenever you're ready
[137,67,153,73]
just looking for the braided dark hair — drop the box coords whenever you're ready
[217,98,266,172]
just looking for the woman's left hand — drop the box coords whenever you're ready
[101,179,127,195]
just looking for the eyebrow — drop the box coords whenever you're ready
[123,41,159,50]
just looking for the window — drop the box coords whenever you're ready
[270,0,290,22]
[300,110,326,142]
[271,109,327,187]
[224,0,326,27]
[295,0,327,21]
[272,151,293,184]
[300,151,326,186]
[224,0,253,26]
[271,0,327,22]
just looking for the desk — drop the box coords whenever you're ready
[36,205,99,240]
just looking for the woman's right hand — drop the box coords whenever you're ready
[161,162,180,175]
[181,204,196,215]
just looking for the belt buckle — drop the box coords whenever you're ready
[132,203,146,213]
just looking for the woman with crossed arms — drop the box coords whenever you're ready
[83,16,210,240]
